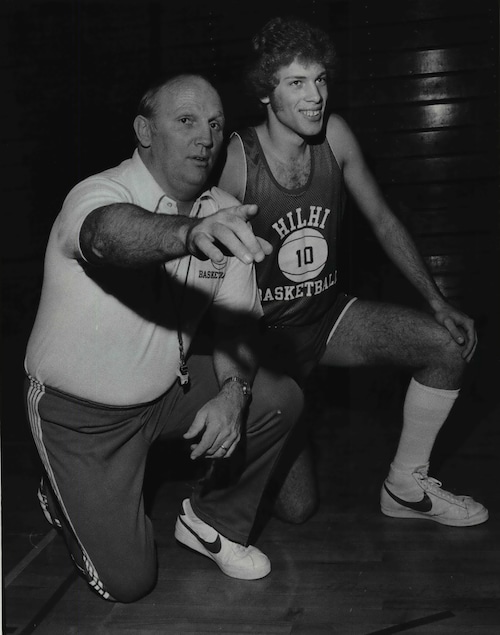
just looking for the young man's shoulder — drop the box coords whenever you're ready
[217,135,247,201]
[325,113,357,163]
[325,112,351,136]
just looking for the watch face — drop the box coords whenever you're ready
[223,376,251,397]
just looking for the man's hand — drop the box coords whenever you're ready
[186,204,272,265]
[183,387,247,460]
[433,302,477,362]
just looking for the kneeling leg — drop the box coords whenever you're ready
[26,378,157,602]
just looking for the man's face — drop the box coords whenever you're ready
[142,77,225,200]
[264,59,328,138]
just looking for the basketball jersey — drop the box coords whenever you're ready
[236,127,346,327]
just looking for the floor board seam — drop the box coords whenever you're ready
[4,528,58,587]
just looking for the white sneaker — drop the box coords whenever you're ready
[381,467,488,527]
[174,499,271,580]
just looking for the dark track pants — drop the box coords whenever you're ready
[25,355,302,602]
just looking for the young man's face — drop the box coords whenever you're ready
[263,58,328,138]
[139,77,225,201]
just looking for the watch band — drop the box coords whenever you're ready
[221,376,252,398]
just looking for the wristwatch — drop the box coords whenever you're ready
[221,376,252,399]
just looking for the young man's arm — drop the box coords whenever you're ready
[218,135,247,201]
[326,114,476,359]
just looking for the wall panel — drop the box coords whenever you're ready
[329,0,498,314]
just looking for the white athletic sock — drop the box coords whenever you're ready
[387,378,459,497]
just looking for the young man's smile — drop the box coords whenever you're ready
[263,59,328,138]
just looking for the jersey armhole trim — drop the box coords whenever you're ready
[325,133,343,174]
[231,131,248,202]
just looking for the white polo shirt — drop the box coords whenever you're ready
[25,150,262,405]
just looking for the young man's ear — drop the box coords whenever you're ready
[260,96,270,105]
[133,115,153,148]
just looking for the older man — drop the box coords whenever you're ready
[25,73,302,602]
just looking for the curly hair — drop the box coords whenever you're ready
[246,16,337,100]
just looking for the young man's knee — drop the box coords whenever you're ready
[433,328,468,372]
[274,490,318,524]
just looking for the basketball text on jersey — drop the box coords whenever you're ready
[260,271,337,302]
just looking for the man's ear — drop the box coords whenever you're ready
[260,96,270,105]
[133,115,153,148]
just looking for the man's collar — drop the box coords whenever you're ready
[130,148,215,214]
[130,149,178,211]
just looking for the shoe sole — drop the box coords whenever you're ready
[174,518,271,580]
[381,506,489,527]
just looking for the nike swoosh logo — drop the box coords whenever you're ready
[179,515,222,554]
[384,483,433,512]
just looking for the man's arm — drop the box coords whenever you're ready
[79,200,270,268]
[183,316,260,460]
[327,114,476,359]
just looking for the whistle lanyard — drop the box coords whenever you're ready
[155,195,203,389]
[167,255,192,388]
[155,193,209,389]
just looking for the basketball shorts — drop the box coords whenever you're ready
[259,293,357,385]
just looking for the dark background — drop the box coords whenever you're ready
[2,0,499,524]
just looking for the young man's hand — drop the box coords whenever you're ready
[433,302,477,362]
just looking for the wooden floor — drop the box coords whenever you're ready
[3,335,500,634]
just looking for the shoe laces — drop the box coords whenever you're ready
[414,470,464,504]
